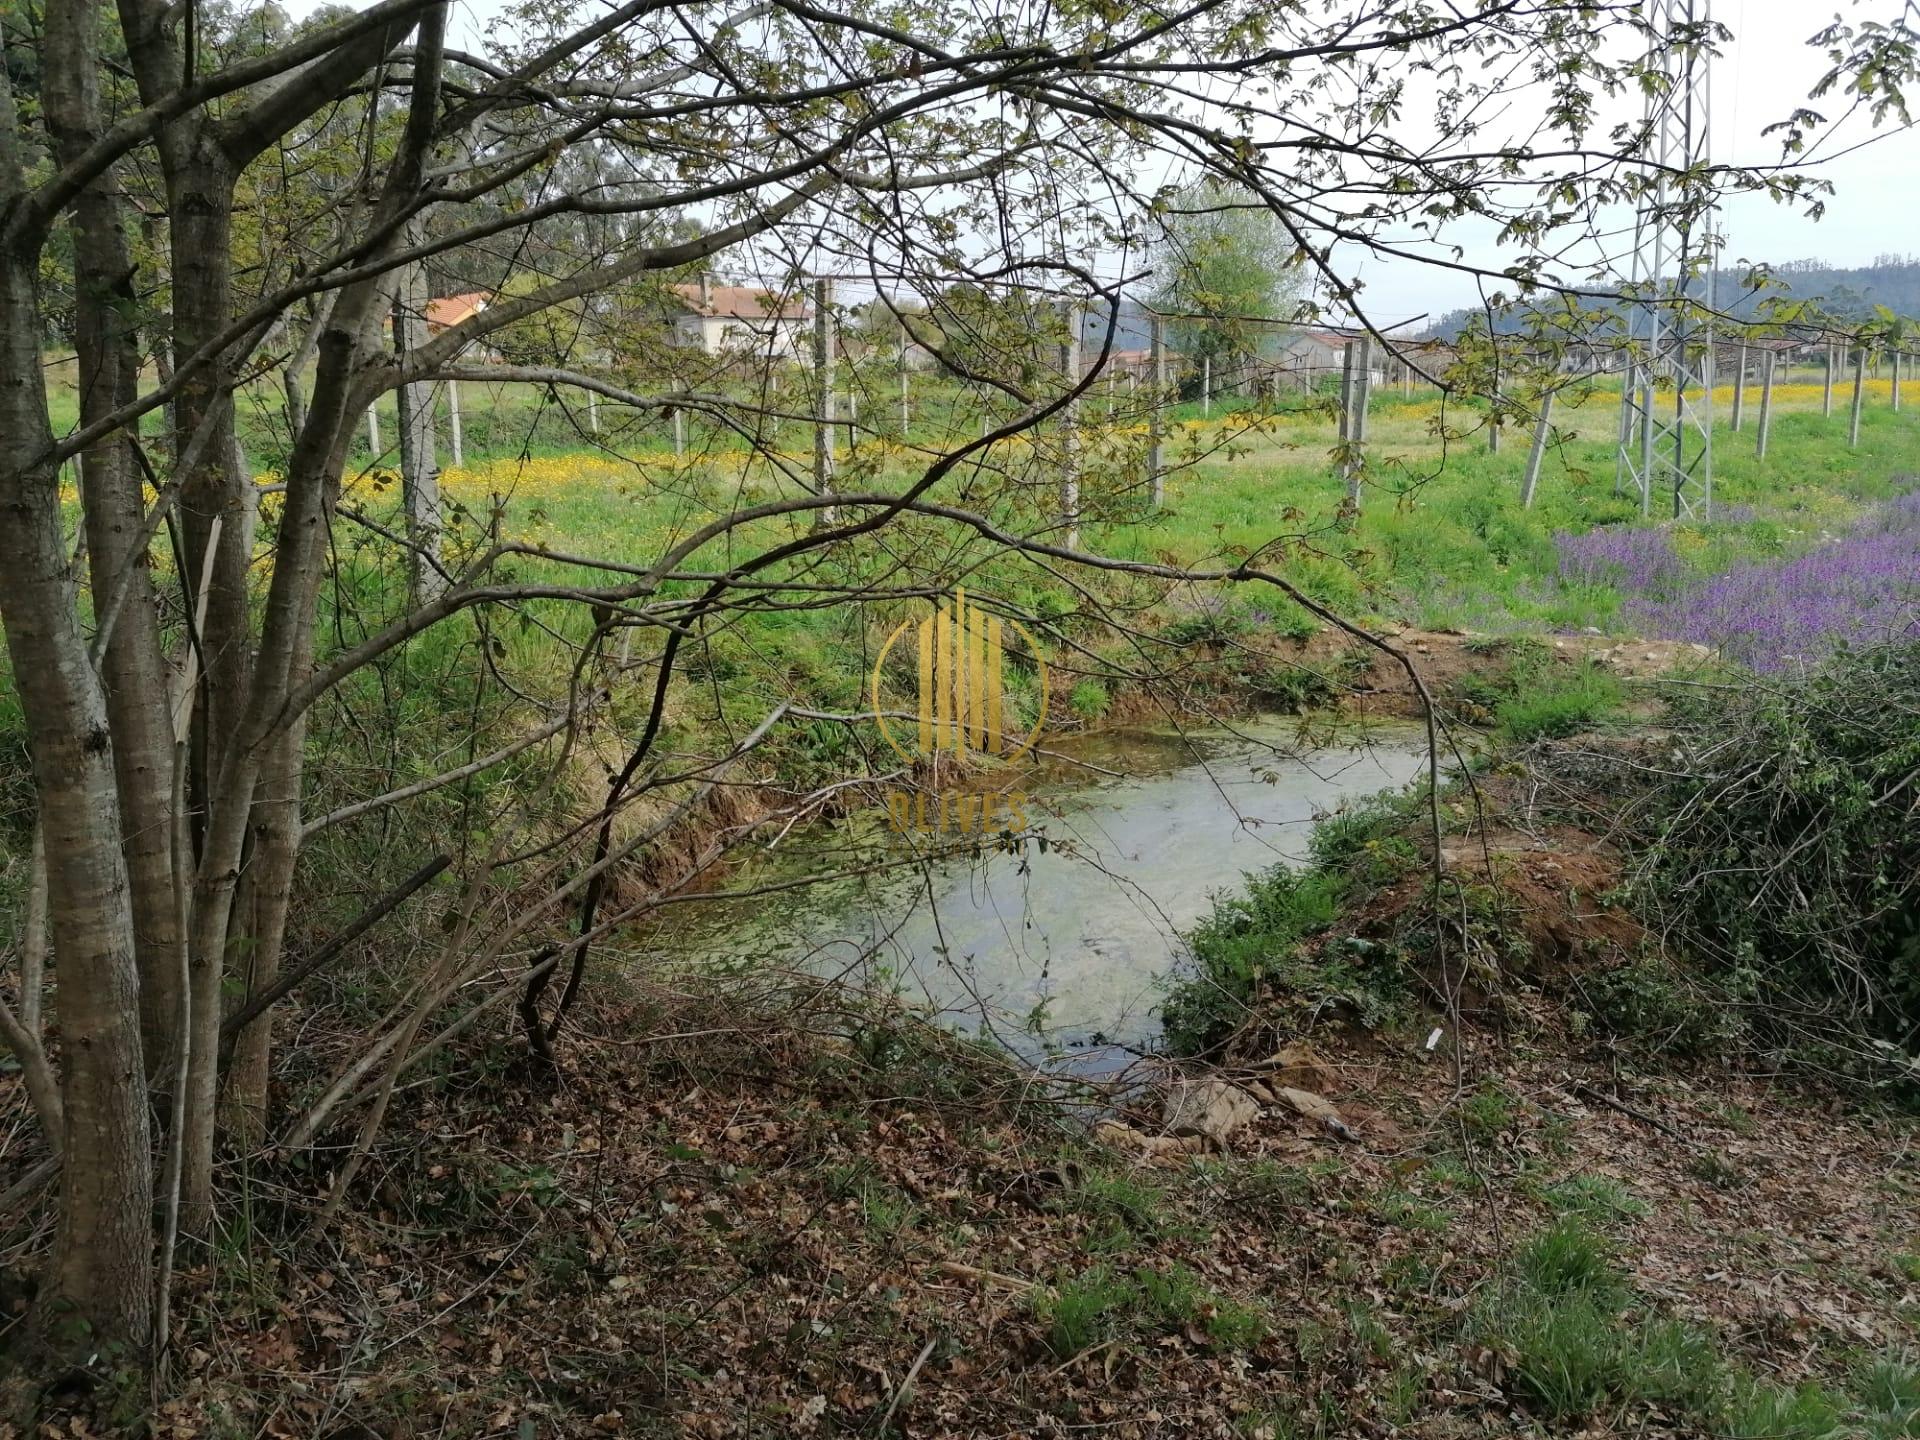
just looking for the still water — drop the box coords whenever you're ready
[652,721,1430,1060]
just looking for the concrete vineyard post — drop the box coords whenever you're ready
[813,276,835,522]
[1850,346,1866,448]
[1148,313,1167,508]
[1756,350,1776,461]
[1520,389,1555,508]
[1730,340,1747,431]
[1059,300,1081,549]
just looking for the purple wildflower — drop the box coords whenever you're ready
[1554,495,1920,671]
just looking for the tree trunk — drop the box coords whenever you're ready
[164,147,259,834]
[179,269,384,1223]
[0,247,154,1367]
[393,242,444,603]
[222,710,305,1142]
[10,0,158,1359]
[59,140,185,1078]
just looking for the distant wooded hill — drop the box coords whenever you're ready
[1425,257,1920,339]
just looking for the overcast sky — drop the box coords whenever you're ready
[1353,0,1920,320]
[289,0,1920,320]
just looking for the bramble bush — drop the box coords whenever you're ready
[1637,640,1920,1077]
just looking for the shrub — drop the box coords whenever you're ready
[1245,659,1334,712]
[1637,641,1920,1072]
[1307,785,1426,874]
[1162,779,1432,1054]
[1577,958,1743,1058]
[1159,866,1347,1054]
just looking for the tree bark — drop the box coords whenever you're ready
[5,0,158,1360]
[55,89,185,1076]
[392,232,444,603]
[221,719,303,1142]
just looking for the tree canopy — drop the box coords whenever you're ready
[1149,180,1303,371]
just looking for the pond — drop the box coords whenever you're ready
[649,720,1431,1067]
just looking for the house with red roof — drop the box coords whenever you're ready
[668,275,811,359]
[424,291,491,332]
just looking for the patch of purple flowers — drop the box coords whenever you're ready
[1555,494,1920,671]
[1554,526,1692,598]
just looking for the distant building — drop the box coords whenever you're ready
[391,291,496,361]
[898,339,941,371]
[1271,328,1387,387]
[668,275,811,359]
[1397,338,1457,380]
[836,329,942,371]
[1100,347,1177,380]
[425,291,490,332]
[1715,334,1826,376]
[1551,339,1626,376]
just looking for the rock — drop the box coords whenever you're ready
[1162,1079,1261,1147]
[1254,1043,1339,1094]
[1274,1085,1355,1140]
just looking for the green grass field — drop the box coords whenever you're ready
[13,358,1919,839]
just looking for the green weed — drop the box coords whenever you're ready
[1494,662,1623,742]
[1718,1378,1847,1440]
[1515,1217,1615,1296]
[1460,1079,1519,1142]
[1135,1264,1268,1349]
[1160,864,1348,1054]
[1541,1174,1649,1226]
[1033,1265,1135,1358]
[1067,678,1112,720]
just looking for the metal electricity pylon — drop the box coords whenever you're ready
[1615,0,1718,520]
